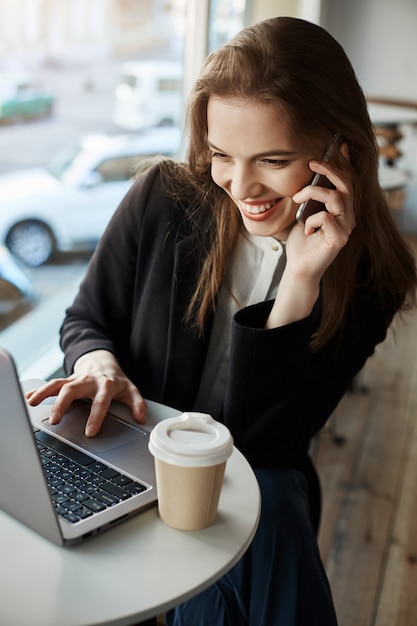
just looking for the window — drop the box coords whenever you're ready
[208,0,247,52]
[0,0,249,378]
[158,78,183,92]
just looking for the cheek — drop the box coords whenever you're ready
[265,164,311,197]
[210,162,225,189]
[281,168,313,197]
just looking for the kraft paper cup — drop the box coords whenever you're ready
[148,412,233,530]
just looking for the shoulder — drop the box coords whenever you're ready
[129,159,182,206]
[133,160,201,215]
[111,160,195,236]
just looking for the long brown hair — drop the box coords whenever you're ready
[166,17,417,347]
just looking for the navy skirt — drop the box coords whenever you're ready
[165,467,337,626]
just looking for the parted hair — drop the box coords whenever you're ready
[160,16,417,348]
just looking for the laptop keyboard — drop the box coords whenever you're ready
[34,429,147,524]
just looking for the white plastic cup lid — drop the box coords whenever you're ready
[148,412,234,467]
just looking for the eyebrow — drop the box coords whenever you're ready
[206,141,299,158]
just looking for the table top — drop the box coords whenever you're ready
[0,443,260,626]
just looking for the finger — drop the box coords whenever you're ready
[26,378,68,404]
[297,181,352,225]
[326,199,355,229]
[304,210,353,246]
[47,380,92,426]
[293,184,341,214]
[112,379,147,422]
[84,394,113,437]
[43,375,104,425]
[128,391,148,424]
[85,385,148,436]
[308,159,349,192]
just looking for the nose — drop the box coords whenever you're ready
[228,163,263,200]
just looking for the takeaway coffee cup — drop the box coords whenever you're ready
[148,412,233,530]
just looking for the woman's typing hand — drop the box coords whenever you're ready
[26,350,147,437]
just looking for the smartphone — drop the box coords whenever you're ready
[295,141,337,224]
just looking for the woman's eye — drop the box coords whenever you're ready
[262,158,288,167]
[211,151,229,160]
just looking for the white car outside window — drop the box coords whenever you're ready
[112,61,183,131]
[0,127,182,267]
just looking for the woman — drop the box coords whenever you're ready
[27,17,416,626]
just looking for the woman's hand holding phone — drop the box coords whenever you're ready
[266,144,355,330]
[295,171,336,223]
[295,140,338,224]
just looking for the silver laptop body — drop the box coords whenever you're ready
[0,348,180,546]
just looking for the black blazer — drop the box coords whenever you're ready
[61,163,396,469]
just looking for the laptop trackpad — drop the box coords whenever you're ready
[41,401,146,453]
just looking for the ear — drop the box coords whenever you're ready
[340,141,350,162]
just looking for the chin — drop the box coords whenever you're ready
[244,218,293,240]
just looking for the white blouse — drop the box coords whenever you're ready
[193,231,286,418]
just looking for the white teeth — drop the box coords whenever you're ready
[240,200,277,214]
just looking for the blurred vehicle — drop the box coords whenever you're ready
[112,61,183,131]
[0,245,38,331]
[0,127,182,267]
[0,72,54,124]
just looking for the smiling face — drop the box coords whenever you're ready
[207,96,316,240]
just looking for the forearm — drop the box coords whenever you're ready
[223,302,313,466]
[265,272,320,328]
[61,314,122,375]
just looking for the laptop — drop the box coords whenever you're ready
[0,348,181,546]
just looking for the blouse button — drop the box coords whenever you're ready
[272,243,279,251]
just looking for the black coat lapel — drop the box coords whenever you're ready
[160,237,213,411]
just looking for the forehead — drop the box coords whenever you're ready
[207,96,298,151]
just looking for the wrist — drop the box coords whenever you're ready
[74,350,119,375]
[265,275,320,329]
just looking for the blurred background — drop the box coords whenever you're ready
[1,0,417,377]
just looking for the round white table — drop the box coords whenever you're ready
[0,446,260,626]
